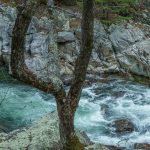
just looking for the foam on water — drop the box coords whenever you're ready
[75,78,150,149]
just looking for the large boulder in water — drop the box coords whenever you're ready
[134,143,150,150]
[111,119,135,134]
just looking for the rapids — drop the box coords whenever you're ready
[0,76,150,149]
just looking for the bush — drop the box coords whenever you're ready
[94,0,138,25]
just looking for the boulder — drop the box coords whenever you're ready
[109,22,150,78]
[0,111,91,150]
[121,39,150,77]
[85,144,109,150]
[111,119,135,134]
[57,31,76,43]
[85,144,124,150]
[134,143,150,150]
[109,23,145,53]
[106,146,124,150]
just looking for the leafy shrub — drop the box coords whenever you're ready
[94,0,138,25]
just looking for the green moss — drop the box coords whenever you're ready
[65,136,85,150]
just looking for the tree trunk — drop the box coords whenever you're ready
[55,91,84,150]
[10,0,94,150]
[68,0,94,113]
[58,0,94,149]
[11,1,40,77]
[56,98,75,148]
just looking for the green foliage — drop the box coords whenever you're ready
[94,0,138,25]
[95,0,137,5]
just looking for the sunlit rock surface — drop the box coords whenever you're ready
[0,111,93,150]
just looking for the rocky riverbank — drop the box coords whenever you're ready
[0,2,150,150]
[1,111,149,150]
[0,111,116,150]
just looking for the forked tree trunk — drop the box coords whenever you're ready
[10,0,94,149]
[58,0,94,149]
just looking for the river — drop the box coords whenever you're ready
[0,75,150,149]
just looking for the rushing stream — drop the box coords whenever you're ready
[0,76,150,149]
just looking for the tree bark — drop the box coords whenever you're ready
[68,0,94,113]
[10,0,94,149]
[58,0,94,149]
[11,0,65,97]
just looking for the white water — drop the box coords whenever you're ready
[0,77,150,149]
[75,78,150,149]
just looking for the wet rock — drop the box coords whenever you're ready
[106,146,124,150]
[112,91,126,98]
[57,31,76,43]
[134,143,150,150]
[85,144,124,150]
[100,104,110,116]
[85,144,109,150]
[112,119,135,134]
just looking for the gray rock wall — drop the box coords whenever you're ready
[0,5,150,78]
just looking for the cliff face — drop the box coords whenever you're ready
[0,4,113,85]
[0,3,150,81]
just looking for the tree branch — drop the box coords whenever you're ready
[67,0,94,111]
[10,0,66,101]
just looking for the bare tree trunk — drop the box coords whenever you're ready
[58,0,94,149]
[10,0,94,149]
[68,0,94,113]
[56,96,76,149]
